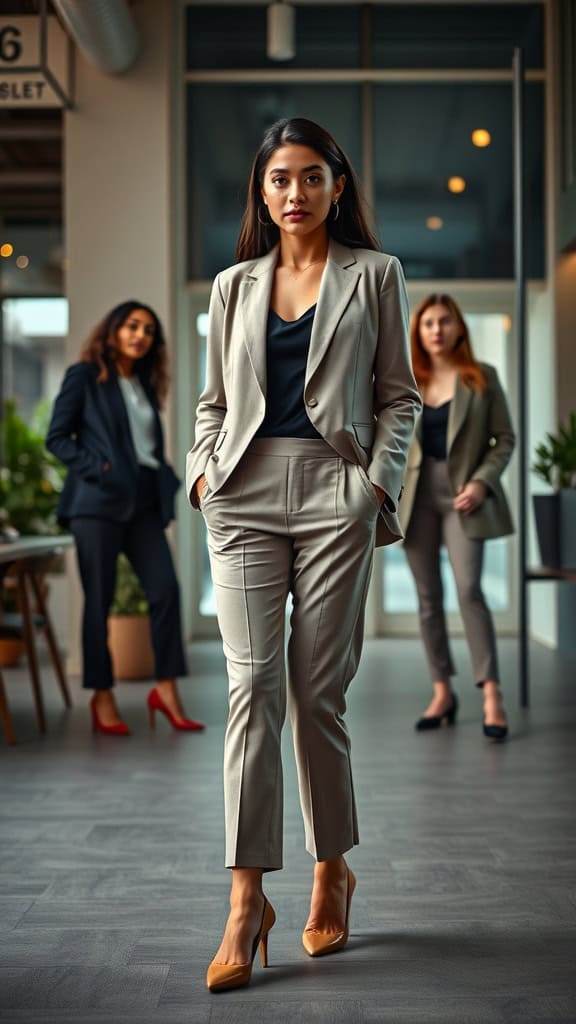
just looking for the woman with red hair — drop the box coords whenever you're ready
[399,294,515,740]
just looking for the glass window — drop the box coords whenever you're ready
[1,298,68,422]
[373,83,544,279]
[187,84,362,279]
[372,3,544,70]
[186,5,362,70]
[0,225,64,296]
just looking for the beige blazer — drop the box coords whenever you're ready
[186,239,422,547]
[398,363,516,540]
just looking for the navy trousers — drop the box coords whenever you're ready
[70,467,187,690]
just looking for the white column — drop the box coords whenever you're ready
[62,0,175,673]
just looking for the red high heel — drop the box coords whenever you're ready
[90,695,130,736]
[147,686,205,731]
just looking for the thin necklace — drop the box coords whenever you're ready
[281,256,327,280]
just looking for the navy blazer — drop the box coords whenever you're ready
[46,362,180,528]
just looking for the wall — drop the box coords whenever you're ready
[62,0,175,671]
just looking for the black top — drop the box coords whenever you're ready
[422,400,451,460]
[256,305,322,439]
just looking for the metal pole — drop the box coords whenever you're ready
[513,46,528,707]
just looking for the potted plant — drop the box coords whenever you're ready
[0,398,65,537]
[108,553,155,680]
[0,399,65,666]
[532,412,576,569]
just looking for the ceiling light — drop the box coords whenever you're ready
[448,176,466,194]
[267,2,295,61]
[1,243,13,258]
[16,255,30,269]
[426,217,443,231]
[472,129,491,148]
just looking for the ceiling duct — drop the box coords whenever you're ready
[52,0,139,74]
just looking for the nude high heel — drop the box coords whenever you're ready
[206,896,276,992]
[302,868,356,957]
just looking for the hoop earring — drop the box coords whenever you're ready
[258,206,272,227]
[332,200,340,221]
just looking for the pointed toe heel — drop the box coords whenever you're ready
[483,720,508,741]
[206,897,276,992]
[147,687,204,732]
[90,696,130,736]
[302,868,356,958]
[415,692,459,731]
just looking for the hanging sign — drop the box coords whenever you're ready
[0,16,71,108]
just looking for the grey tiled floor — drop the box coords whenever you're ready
[1,637,575,1023]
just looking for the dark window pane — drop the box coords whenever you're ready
[187,85,362,279]
[373,83,544,279]
[372,4,544,69]
[186,5,361,70]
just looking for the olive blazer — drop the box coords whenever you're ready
[398,363,516,540]
[186,239,422,547]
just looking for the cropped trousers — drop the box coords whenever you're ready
[201,438,378,871]
[404,457,499,686]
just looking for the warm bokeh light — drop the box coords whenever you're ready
[16,255,30,269]
[472,129,492,148]
[426,216,444,231]
[0,243,13,258]
[502,314,512,332]
[448,176,466,194]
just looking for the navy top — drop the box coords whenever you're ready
[256,305,322,439]
[422,400,451,460]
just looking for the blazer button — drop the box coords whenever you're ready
[307,398,318,408]
[211,454,219,463]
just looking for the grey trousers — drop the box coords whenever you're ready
[201,438,378,871]
[404,457,499,687]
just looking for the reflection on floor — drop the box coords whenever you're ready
[1,637,575,1023]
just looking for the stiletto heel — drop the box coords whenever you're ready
[206,896,276,992]
[90,695,130,736]
[302,868,356,958]
[415,692,458,731]
[259,930,269,968]
[147,686,204,732]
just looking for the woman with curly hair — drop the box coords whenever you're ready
[47,301,203,735]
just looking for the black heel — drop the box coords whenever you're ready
[415,692,459,731]
[483,720,508,741]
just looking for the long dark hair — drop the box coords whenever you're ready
[236,118,379,262]
[411,294,486,393]
[80,300,169,406]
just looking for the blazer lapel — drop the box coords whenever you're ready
[240,246,278,399]
[305,239,360,385]
[447,375,473,452]
[141,377,164,460]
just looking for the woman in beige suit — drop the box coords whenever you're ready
[400,294,515,741]
[187,118,421,991]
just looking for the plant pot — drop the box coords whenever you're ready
[533,491,576,569]
[0,637,25,667]
[108,614,155,680]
